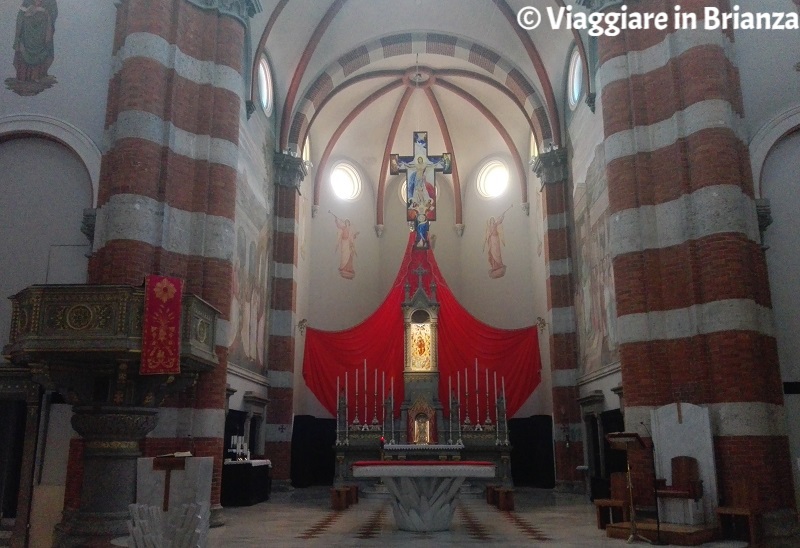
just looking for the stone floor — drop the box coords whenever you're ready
[207,485,756,548]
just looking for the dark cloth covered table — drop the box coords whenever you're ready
[221,460,272,506]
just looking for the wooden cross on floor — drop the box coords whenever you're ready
[390,131,451,222]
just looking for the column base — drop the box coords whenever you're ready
[53,509,129,548]
[553,479,585,494]
[209,504,225,528]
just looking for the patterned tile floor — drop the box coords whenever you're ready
[208,485,755,548]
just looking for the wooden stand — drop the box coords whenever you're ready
[153,455,187,512]
[606,432,650,545]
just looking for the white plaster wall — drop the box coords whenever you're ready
[0,0,116,147]
[735,0,800,153]
[761,129,800,511]
[0,137,92,351]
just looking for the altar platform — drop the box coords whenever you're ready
[605,519,718,545]
[208,485,756,547]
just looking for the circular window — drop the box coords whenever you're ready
[477,160,509,198]
[330,162,361,200]
[257,56,273,116]
[568,49,583,110]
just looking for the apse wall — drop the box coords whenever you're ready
[761,130,800,512]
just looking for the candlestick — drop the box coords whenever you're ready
[345,371,349,422]
[457,371,461,424]
[475,360,480,424]
[449,375,453,443]
[364,360,367,427]
[336,376,340,444]
[354,369,359,424]
[382,371,385,423]
[449,376,452,413]
[494,371,498,423]
[485,369,491,424]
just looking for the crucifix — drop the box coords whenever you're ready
[390,131,452,224]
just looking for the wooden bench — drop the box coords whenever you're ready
[486,484,501,506]
[330,487,350,510]
[593,472,630,529]
[497,487,515,511]
[716,478,761,545]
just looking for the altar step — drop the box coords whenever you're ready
[605,519,717,546]
[358,481,485,499]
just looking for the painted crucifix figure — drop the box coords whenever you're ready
[391,131,452,223]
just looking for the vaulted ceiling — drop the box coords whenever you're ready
[251,0,582,224]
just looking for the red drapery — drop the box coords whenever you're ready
[302,235,541,421]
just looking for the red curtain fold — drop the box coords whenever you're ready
[302,235,541,421]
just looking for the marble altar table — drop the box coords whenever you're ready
[352,460,495,532]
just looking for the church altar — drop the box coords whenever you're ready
[303,169,542,494]
[329,260,514,489]
[352,460,495,532]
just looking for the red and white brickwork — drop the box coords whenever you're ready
[78,0,251,517]
[597,0,794,515]
[534,149,584,491]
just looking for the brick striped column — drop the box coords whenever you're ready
[534,149,584,492]
[596,0,795,521]
[266,153,307,481]
[80,0,256,527]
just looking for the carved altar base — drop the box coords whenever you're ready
[352,461,495,532]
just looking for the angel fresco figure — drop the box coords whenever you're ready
[484,206,512,279]
[6,0,58,96]
[331,211,359,279]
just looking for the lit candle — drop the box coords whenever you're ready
[494,371,498,422]
[449,375,452,411]
[345,371,349,420]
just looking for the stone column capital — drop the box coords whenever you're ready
[184,0,263,26]
[532,148,569,185]
[273,152,308,191]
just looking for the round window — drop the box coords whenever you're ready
[568,49,583,110]
[330,162,362,201]
[477,160,509,198]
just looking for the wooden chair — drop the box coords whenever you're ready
[716,478,761,545]
[656,456,703,501]
[594,472,630,529]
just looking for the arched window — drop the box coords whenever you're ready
[257,55,273,116]
[568,48,584,110]
[330,161,362,200]
[477,159,509,199]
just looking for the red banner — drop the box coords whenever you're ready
[140,275,184,375]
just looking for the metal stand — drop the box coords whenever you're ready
[648,437,667,545]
